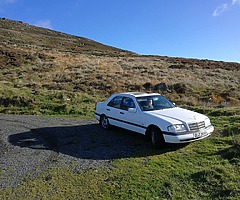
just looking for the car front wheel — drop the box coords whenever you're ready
[150,126,165,148]
[100,115,110,130]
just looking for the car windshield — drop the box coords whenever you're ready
[136,95,175,111]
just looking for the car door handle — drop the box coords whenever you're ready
[106,109,110,111]
[120,112,124,115]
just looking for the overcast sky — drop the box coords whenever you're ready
[1,0,240,62]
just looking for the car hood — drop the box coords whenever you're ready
[148,107,207,124]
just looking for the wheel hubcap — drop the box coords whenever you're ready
[102,117,108,128]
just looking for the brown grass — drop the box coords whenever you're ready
[1,18,240,107]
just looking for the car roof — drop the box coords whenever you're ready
[117,92,160,97]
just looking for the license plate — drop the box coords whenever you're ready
[193,130,207,138]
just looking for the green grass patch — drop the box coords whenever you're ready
[186,106,240,137]
[1,136,240,199]
[0,82,99,119]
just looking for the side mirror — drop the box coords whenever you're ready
[128,108,137,113]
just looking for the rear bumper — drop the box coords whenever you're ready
[94,112,101,121]
[163,125,214,143]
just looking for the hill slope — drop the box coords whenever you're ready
[0,18,240,115]
[0,18,136,57]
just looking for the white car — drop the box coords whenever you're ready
[94,92,214,148]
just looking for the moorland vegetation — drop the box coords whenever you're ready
[0,18,239,116]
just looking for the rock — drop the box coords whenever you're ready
[154,82,168,92]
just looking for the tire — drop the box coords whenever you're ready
[150,126,165,148]
[100,115,110,130]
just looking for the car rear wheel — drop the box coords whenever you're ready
[150,126,165,148]
[100,115,110,130]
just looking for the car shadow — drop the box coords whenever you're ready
[8,123,187,160]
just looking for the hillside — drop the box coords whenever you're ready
[0,18,240,115]
[0,18,136,57]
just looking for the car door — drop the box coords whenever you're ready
[117,97,144,133]
[105,96,142,132]
[105,95,124,127]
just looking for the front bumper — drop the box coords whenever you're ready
[163,125,214,143]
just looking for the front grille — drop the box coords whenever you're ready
[188,121,205,131]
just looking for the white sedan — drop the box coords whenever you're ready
[94,92,214,148]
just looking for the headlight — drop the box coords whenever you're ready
[205,118,211,127]
[168,124,187,133]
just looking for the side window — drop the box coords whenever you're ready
[107,96,123,109]
[122,97,136,110]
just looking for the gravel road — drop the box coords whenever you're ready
[0,115,156,188]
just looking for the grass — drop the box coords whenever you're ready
[1,107,240,199]
[187,106,240,137]
[0,82,99,119]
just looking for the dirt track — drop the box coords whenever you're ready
[0,115,159,188]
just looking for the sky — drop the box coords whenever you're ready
[0,0,240,63]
